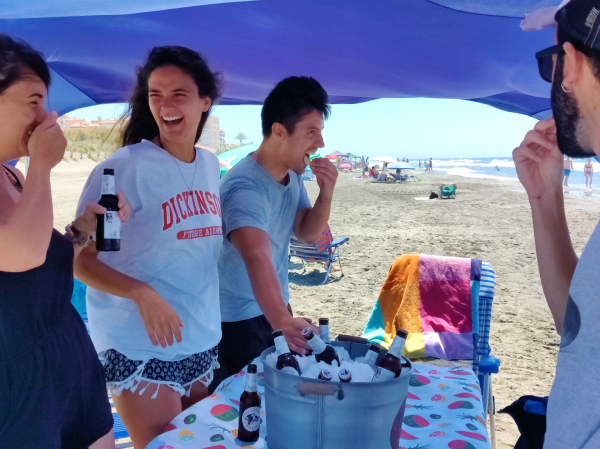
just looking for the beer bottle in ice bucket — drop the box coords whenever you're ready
[302,327,340,366]
[96,169,121,251]
[238,364,261,443]
[273,330,302,375]
[372,329,408,382]
[364,343,381,369]
[318,369,332,381]
[319,318,330,344]
[338,368,352,383]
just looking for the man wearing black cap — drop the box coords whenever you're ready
[514,0,600,446]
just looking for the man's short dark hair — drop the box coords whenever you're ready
[261,76,330,137]
[557,25,600,83]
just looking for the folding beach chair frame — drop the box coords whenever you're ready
[289,236,350,284]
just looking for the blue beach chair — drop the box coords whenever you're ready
[289,229,349,284]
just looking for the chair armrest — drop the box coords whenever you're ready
[330,237,349,247]
[479,355,500,374]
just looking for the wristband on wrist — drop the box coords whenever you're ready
[65,223,92,247]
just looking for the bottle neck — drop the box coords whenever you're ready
[320,324,330,343]
[274,335,291,357]
[307,334,327,354]
[245,372,258,393]
[387,335,407,359]
[364,349,378,364]
[101,174,115,195]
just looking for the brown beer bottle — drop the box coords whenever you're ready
[319,317,330,344]
[238,364,261,443]
[96,169,121,251]
[273,330,301,375]
[302,327,340,366]
[338,368,352,383]
[363,343,381,369]
[372,329,408,382]
[318,369,332,381]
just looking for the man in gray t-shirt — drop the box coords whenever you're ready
[514,1,600,446]
[213,76,338,386]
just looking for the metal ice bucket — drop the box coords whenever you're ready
[260,340,412,449]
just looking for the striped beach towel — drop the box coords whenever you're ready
[363,255,494,373]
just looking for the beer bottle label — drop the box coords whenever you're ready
[387,336,407,359]
[364,351,378,368]
[372,366,396,382]
[101,175,115,195]
[103,212,121,240]
[281,366,299,376]
[241,406,261,432]
[274,335,291,357]
[308,336,327,354]
[320,325,330,344]
[245,373,258,393]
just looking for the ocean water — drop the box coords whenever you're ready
[422,157,599,190]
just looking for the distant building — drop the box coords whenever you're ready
[198,116,224,151]
[59,115,121,131]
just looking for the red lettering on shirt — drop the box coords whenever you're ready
[206,192,217,215]
[182,191,195,217]
[176,194,187,220]
[169,197,181,224]
[188,190,199,216]
[177,226,223,240]
[194,190,208,215]
[162,201,174,231]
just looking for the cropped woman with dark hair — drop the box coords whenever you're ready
[0,34,130,448]
[75,46,223,448]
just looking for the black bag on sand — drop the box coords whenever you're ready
[498,395,548,449]
[429,191,439,199]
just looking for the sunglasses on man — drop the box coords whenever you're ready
[535,44,564,83]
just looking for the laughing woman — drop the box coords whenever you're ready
[74,46,223,448]
[0,35,130,448]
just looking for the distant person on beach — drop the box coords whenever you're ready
[513,1,600,446]
[563,155,575,186]
[0,34,131,448]
[74,46,222,448]
[585,158,593,189]
[496,166,500,171]
[214,76,337,389]
[429,157,433,171]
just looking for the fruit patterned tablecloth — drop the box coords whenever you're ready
[146,360,490,449]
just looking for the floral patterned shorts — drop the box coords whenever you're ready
[103,346,219,398]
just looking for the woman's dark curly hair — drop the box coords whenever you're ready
[121,46,222,147]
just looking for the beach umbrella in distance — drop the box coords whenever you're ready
[339,163,352,168]
[326,155,338,160]
[327,151,349,157]
[217,143,260,175]
[370,156,398,164]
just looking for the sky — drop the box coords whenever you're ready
[68,97,540,160]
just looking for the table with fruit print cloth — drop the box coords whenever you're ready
[146,359,490,449]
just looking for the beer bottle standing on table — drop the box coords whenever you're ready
[238,364,261,443]
[273,330,301,375]
[302,327,340,366]
[319,318,330,344]
[96,168,121,251]
[372,329,408,382]
[363,343,381,369]
[318,369,332,381]
[338,368,352,383]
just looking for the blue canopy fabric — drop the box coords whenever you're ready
[0,0,558,118]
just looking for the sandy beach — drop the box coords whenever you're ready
[38,155,600,448]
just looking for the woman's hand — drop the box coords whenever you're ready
[132,283,184,348]
[27,111,66,171]
[75,192,130,234]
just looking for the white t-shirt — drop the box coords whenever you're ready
[76,140,223,362]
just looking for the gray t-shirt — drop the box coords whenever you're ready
[218,154,311,322]
[545,222,600,448]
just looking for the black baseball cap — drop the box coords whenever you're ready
[555,0,600,50]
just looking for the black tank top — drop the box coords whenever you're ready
[0,230,74,361]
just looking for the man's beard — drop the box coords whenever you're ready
[551,55,595,158]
